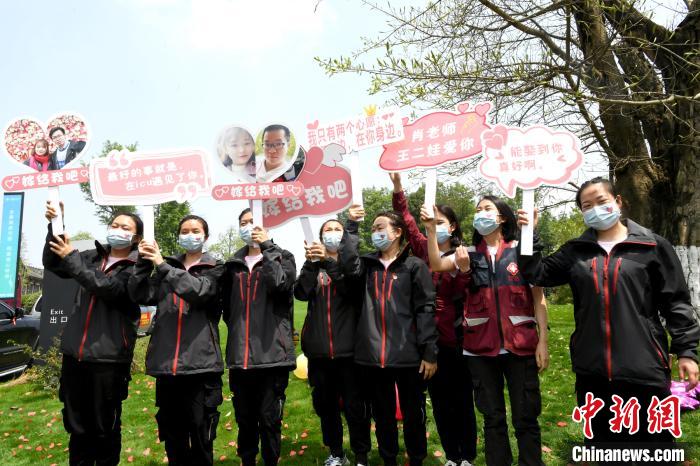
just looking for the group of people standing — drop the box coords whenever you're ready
[43,174,699,466]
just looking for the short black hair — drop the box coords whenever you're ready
[575,177,617,208]
[178,215,209,237]
[472,196,518,246]
[436,204,463,247]
[238,208,252,222]
[318,219,343,240]
[262,124,290,141]
[49,127,66,139]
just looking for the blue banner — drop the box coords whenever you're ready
[0,193,24,299]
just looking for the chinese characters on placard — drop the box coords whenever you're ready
[307,106,405,152]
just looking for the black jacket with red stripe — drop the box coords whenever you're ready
[127,253,225,376]
[295,257,361,360]
[340,220,438,368]
[518,220,700,387]
[221,241,296,370]
[42,226,140,364]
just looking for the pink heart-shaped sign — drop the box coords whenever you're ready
[456,102,470,114]
[2,113,89,172]
[474,102,491,117]
[484,133,504,150]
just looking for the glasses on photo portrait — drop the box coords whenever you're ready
[263,142,287,150]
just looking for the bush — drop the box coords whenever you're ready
[24,337,63,394]
[545,286,574,305]
[21,291,41,312]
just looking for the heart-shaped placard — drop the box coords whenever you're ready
[3,113,89,172]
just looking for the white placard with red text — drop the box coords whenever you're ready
[89,149,212,205]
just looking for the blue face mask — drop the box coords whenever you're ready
[371,231,393,251]
[239,224,254,246]
[322,232,342,252]
[583,203,621,231]
[435,225,452,244]
[106,228,133,250]
[178,234,205,252]
[473,211,500,235]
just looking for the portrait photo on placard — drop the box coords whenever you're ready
[3,113,89,173]
[215,125,257,183]
[255,123,302,182]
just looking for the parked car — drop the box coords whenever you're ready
[0,300,40,378]
[138,305,156,337]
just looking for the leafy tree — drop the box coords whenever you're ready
[154,202,192,257]
[79,140,138,224]
[70,231,94,241]
[319,0,700,257]
[208,226,244,261]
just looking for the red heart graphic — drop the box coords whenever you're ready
[306,120,319,130]
[456,102,470,114]
[2,113,89,170]
[303,146,324,174]
[263,145,353,228]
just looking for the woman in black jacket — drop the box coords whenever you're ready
[517,177,700,446]
[221,208,296,466]
[43,202,142,466]
[295,216,370,466]
[128,215,225,466]
[341,206,438,466]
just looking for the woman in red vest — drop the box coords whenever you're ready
[424,196,548,466]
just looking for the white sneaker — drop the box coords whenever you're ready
[445,461,459,466]
[460,461,474,466]
[324,455,350,466]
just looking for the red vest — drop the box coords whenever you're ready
[463,240,538,356]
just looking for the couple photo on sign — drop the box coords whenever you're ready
[216,124,304,184]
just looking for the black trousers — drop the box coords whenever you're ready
[467,353,544,466]
[155,373,223,466]
[308,357,371,462]
[575,374,674,445]
[428,347,477,462]
[229,367,290,466]
[364,366,428,466]
[59,355,131,466]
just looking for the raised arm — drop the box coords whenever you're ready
[294,259,320,302]
[338,205,365,278]
[158,262,225,305]
[127,258,160,305]
[391,172,428,260]
[516,208,573,287]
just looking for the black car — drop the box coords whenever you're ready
[0,300,40,378]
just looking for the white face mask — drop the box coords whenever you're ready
[239,224,254,246]
[322,231,343,252]
[106,228,133,249]
[178,234,205,252]
[583,203,621,231]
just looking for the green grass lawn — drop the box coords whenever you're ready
[1,303,697,465]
